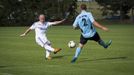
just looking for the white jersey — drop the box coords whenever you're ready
[30,21,56,38]
[29,21,56,47]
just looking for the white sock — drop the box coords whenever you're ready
[46,50,51,58]
[44,44,54,52]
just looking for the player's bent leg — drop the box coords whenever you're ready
[71,43,84,63]
[98,40,112,49]
[54,48,62,54]
[46,41,61,54]
[45,50,52,60]
[71,35,87,63]
[98,40,107,48]
[44,44,62,54]
[92,32,112,49]
[105,40,112,48]
[74,43,83,58]
[44,44,55,52]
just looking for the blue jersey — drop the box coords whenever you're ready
[73,10,96,38]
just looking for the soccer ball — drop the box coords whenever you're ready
[68,41,76,48]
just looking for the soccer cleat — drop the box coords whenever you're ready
[71,57,77,63]
[105,40,112,49]
[54,48,62,54]
[46,56,52,60]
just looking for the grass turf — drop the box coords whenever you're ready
[0,25,134,75]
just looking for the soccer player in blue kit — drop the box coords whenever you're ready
[71,4,112,63]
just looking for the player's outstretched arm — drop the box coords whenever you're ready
[20,28,31,37]
[49,19,66,26]
[93,21,109,31]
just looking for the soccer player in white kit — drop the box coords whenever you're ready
[20,14,65,60]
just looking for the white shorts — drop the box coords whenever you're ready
[35,36,51,47]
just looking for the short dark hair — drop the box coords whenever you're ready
[81,4,87,10]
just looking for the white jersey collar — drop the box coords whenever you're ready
[81,10,87,13]
[38,21,48,25]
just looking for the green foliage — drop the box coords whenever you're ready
[0,0,75,26]
[96,0,134,19]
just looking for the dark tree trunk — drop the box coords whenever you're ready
[131,7,134,22]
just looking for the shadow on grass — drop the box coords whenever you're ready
[0,66,8,68]
[52,55,64,59]
[79,56,127,62]
[52,54,72,59]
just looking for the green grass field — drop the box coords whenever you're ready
[0,25,134,75]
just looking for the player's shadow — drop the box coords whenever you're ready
[53,55,64,59]
[52,54,72,59]
[79,56,127,62]
[0,66,8,68]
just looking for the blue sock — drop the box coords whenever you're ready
[71,47,82,63]
[74,47,81,58]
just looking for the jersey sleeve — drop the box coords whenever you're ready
[29,23,36,30]
[73,17,79,28]
[47,22,56,26]
[88,13,95,23]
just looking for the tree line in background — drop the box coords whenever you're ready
[0,0,134,26]
[0,0,76,26]
[96,0,134,21]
